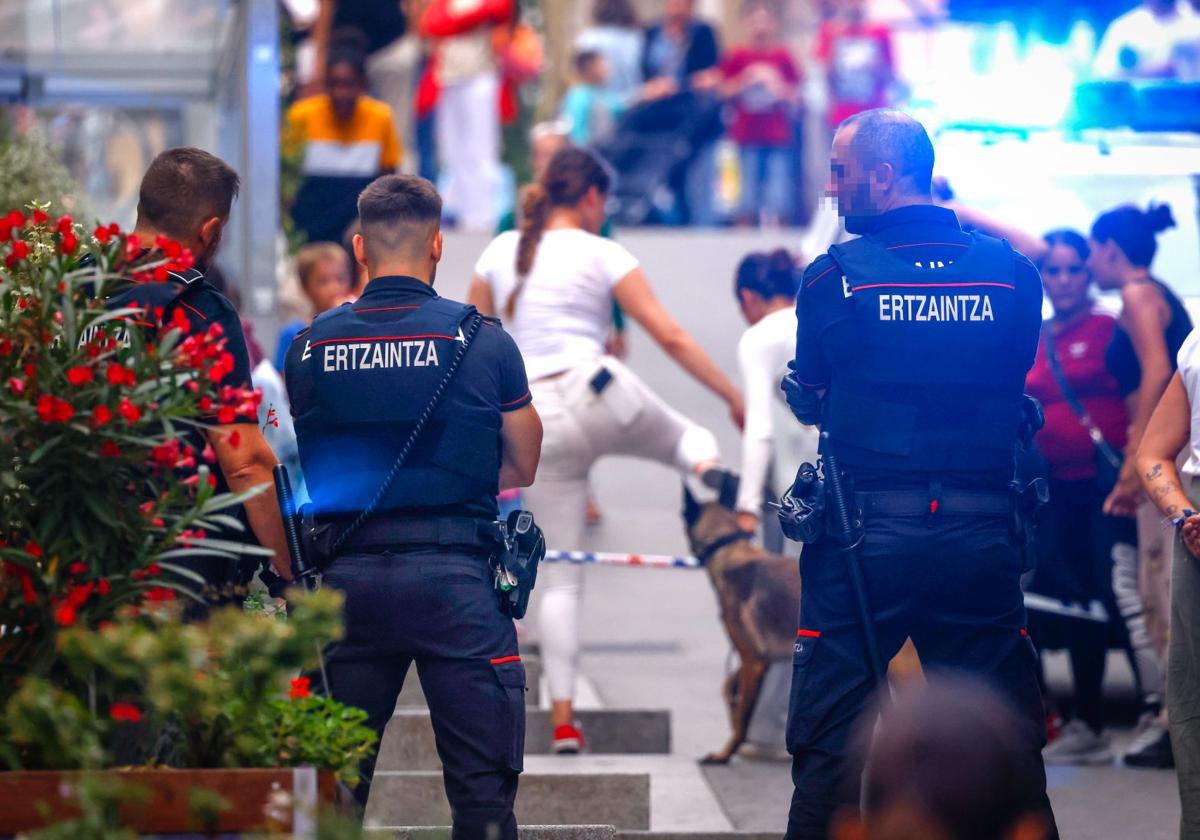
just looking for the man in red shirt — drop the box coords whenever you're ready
[813,0,896,129]
[721,0,802,226]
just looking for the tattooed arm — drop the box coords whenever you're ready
[1136,372,1193,522]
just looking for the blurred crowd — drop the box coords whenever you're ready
[278,0,1200,236]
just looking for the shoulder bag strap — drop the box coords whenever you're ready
[328,311,485,555]
[1042,327,1124,470]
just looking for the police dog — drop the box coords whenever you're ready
[683,481,801,765]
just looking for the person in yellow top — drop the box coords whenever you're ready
[287,30,402,244]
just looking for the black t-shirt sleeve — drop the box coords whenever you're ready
[486,321,532,412]
[790,255,844,389]
[1012,251,1044,374]
[283,327,314,420]
[177,287,255,423]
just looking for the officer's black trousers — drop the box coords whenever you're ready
[785,510,1058,839]
[322,549,524,840]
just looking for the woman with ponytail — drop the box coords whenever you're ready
[732,249,817,546]
[1088,201,1191,769]
[469,146,743,753]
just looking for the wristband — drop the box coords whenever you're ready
[1173,509,1197,531]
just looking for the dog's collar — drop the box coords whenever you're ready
[697,530,756,566]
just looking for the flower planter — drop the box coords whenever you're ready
[0,767,336,835]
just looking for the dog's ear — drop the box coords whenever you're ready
[718,473,741,511]
[682,482,701,528]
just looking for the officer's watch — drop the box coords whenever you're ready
[1172,509,1198,532]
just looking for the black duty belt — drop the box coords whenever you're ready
[855,489,1012,519]
[333,516,500,553]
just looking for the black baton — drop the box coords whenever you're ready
[273,464,320,591]
[820,431,888,687]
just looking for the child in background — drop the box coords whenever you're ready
[273,242,354,373]
[721,0,802,227]
[562,49,624,146]
[813,0,896,129]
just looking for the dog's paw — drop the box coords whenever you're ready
[699,752,732,766]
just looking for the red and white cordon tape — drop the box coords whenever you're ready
[543,550,1108,622]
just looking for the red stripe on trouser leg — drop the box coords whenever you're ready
[797,629,821,638]
[490,655,521,664]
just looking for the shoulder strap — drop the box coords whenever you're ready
[1042,327,1123,469]
[328,309,485,555]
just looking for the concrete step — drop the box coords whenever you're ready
[397,655,542,708]
[365,826,616,840]
[377,709,672,771]
[364,772,650,830]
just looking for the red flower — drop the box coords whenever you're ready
[54,603,77,626]
[5,240,29,269]
[7,377,24,396]
[100,440,121,458]
[0,338,11,355]
[24,541,43,559]
[37,395,75,424]
[198,396,213,412]
[31,209,49,225]
[105,363,135,387]
[144,587,176,603]
[93,223,119,244]
[92,405,112,426]
[217,406,236,424]
[68,562,87,575]
[124,234,142,262]
[0,221,11,243]
[66,365,93,386]
[60,231,79,255]
[117,397,141,424]
[98,578,111,596]
[55,215,73,234]
[288,677,312,700]
[150,440,179,468]
[21,575,36,605]
[109,703,142,723]
[5,210,26,228]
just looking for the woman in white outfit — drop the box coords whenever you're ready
[469,147,744,752]
[732,249,819,543]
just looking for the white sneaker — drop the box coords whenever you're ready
[1123,712,1174,768]
[1042,720,1114,766]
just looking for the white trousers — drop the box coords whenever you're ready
[525,357,720,701]
[435,72,501,232]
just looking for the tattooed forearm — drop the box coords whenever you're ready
[1147,463,1164,481]
[1152,482,1178,501]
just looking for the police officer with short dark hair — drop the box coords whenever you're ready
[782,110,1057,838]
[284,174,542,838]
[100,147,291,590]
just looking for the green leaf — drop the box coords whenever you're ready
[151,561,210,586]
[28,436,62,464]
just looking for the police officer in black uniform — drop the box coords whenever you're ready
[99,148,291,590]
[781,110,1057,838]
[284,174,542,838]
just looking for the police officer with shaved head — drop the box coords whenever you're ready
[285,174,542,838]
[780,110,1057,838]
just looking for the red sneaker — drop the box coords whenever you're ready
[552,723,586,754]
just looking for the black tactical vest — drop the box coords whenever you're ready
[295,296,501,517]
[821,233,1029,473]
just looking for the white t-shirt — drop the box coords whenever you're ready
[474,228,639,381]
[1093,5,1200,79]
[735,307,818,514]
[1177,330,1200,477]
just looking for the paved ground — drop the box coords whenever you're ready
[439,229,1182,838]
